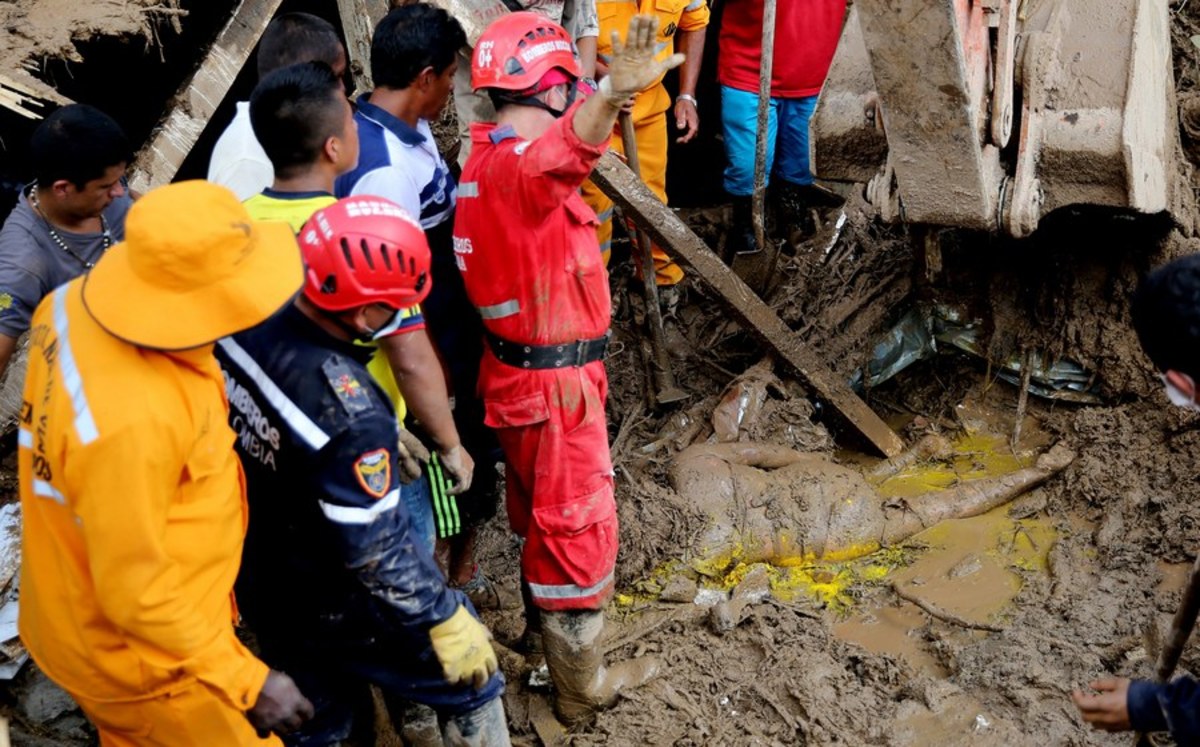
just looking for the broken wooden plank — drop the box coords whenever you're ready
[591,151,905,458]
[428,0,901,455]
[0,72,72,120]
[336,0,390,97]
[128,0,285,194]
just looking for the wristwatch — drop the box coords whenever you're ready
[677,94,698,108]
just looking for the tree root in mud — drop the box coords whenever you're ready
[891,581,1006,633]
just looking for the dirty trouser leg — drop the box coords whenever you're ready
[773,94,819,188]
[489,366,617,611]
[627,108,683,285]
[73,684,281,747]
[441,697,511,746]
[401,472,438,556]
[579,110,682,286]
[720,84,779,197]
[454,48,498,170]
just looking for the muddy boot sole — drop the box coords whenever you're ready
[553,656,663,727]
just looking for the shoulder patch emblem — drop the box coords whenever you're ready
[322,357,372,415]
[0,293,13,312]
[354,448,391,499]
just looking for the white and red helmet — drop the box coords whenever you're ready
[299,196,431,311]
[471,11,582,93]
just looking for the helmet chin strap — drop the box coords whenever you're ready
[498,81,580,118]
[324,308,378,343]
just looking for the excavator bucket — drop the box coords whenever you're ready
[811,0,1181,237]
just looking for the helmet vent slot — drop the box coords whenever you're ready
[359,238,375,270]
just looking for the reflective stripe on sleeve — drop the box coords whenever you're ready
[319,488,400,525]
[53,287,98,445]
[216,337,331,450]
[33,479,66,505]
[17,429,31,450]
[457,182,479,198]
[684,0,705,10]
[527,571,615,601]
[477,299,521,320]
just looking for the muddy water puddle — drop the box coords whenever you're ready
[835,419,1056,674]
[833,505,1055,674]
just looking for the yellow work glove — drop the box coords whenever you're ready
[429,605,499,690]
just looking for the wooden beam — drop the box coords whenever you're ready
[0,72,72,120]
[336,0,390,97]
[128,0,285,194]
[426,0,507,46]
[423,0,902,455]
[590,152,905,458]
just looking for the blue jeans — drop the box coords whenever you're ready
[402,472,436,554]
[279,653,507,746]
[721,85,818,196]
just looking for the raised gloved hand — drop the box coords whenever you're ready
[397,428,432,484]
[437,444,475,496]
[429,605,498,690]
[600,15,685,109]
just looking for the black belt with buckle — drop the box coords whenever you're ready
[485,330,612,369]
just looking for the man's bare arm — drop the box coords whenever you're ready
[379,330,475,494]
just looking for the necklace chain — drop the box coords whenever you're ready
[28,182,112,270]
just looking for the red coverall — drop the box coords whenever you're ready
[452,104,616,612]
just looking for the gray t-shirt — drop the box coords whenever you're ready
[0,190,133,337]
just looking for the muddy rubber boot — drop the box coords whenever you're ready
[394,699,442,747]
[541,610,661,727]
[725,195,761,260]
[773,182,815,246]
[500,581,543,656]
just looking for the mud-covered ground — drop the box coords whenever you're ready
[470,3,1200,744]
[471,247,1200,747]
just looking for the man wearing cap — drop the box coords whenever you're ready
[17,180,314,745]
[217,196,507,745]
[454,12,677,725]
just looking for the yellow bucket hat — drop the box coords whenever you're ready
[82,180,303,350]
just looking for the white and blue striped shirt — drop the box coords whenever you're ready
[335,96,456,231]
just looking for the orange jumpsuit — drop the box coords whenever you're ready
[17,281,275,747]
[580,0,710,285]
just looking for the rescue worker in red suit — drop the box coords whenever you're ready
[452,12,681,726]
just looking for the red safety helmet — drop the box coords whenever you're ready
[471,11,582,93]
[298,196,431,312]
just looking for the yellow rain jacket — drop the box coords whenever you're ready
[17,280,269,710]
